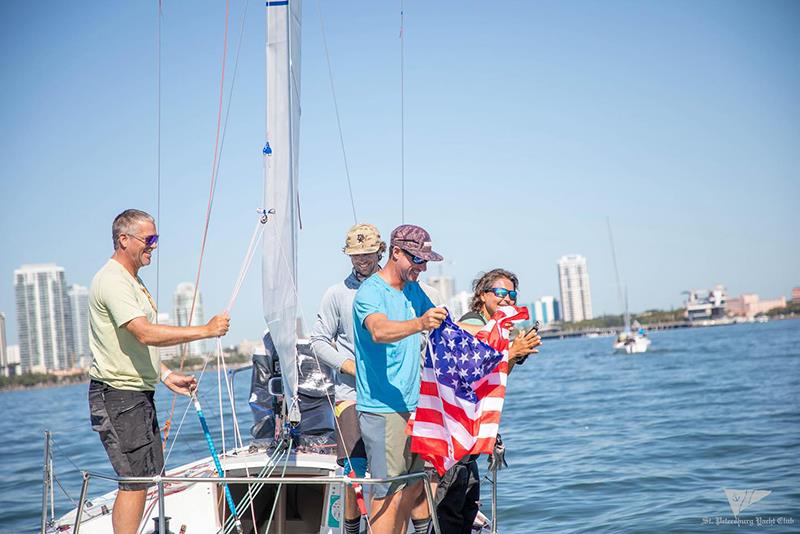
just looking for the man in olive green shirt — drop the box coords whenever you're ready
[88,209,230,534]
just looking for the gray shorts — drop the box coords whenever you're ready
[358,411,424,499]
[88,380,164,491]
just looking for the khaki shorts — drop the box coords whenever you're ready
[358,411,424,499]
[334,401,367,472]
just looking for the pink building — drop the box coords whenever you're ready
[792,287,800,303]
[726,293,787,317]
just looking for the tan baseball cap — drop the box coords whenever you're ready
[343,224,383,255]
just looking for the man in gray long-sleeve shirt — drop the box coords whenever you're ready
[310,223,385,534]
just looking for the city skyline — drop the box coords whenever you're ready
[1,255,796,349]
[1,1,797,346]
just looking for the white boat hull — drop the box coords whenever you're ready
[49,449,345,534]
[613,335,651,354]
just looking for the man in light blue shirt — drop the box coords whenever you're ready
[353,224,448,534]
[310,223,385,534]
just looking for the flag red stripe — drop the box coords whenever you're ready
[409,306,528,475]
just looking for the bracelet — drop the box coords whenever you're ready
[161,369,173,382]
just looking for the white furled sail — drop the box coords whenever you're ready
[263,0,302,420]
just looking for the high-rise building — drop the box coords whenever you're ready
[427,276,455,305]
[68,284,90,368]
[14,263,73,372]
[533,296,560,325]
[448,291,472,321]
[0,312,7,377]
[173,282,206,357]
[6,345,20,377]
[156,313,180,360]
[557,255,593,323]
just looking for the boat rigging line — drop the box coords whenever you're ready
[161,210,269,462]
[163,0,251,448]
[155,0,162,315]
[400,0,406,223]
[270,231,375,533]
[315,0,358,224]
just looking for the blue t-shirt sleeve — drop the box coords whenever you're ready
[406,282,435,317]
[353,281,384,328]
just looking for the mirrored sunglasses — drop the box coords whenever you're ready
[486,287,518,301]
[127,233,159,247]
[402,249,427,265]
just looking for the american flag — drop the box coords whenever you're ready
[408,306,529,475]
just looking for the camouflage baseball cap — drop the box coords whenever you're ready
[390,224,444,262]
[343,224,383,255]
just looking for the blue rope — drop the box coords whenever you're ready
[192,394,243,534]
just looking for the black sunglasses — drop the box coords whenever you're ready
[485,287,518,301]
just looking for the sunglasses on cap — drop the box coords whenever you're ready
[485,287,518,301]
[127,233,159,247]
[401,249,427,265]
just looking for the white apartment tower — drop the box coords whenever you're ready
[427,276,455,305]
[0,312,7,376]
[448,291,472,322]
[157,313,179,361]
[14,263,73,372]
[173,282,206,358]
[533,296,560,325]
[557,255,593,323]
[68,284,90,367]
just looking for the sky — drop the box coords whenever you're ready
[1,1,798,347]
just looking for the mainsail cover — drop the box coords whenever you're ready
[263,0,302,418]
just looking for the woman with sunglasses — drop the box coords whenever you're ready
[460,269,541,365]
[433,268,541,534]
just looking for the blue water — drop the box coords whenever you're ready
[1,320,798,533]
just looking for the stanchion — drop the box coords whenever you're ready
[73,472,91,534]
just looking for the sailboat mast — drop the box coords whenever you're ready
[624,285,631,333]
[263,0,302,422]
[606,217,626,325]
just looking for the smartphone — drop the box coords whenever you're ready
[516,321,541,366]
[526,320,541,336]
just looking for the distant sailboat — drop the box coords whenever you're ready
[607,218,650,354]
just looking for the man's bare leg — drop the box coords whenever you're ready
[407,481,432,532]
[112,489,147,534]
[369,491,405,534]
[344,486,361,531]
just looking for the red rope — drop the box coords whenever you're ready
[163,0,231,449]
